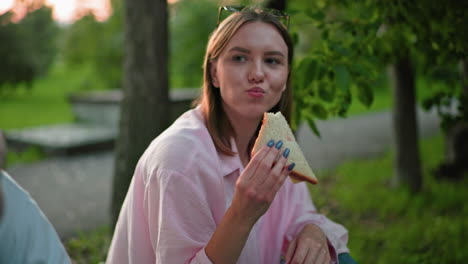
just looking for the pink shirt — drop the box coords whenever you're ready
[106,107,349,264]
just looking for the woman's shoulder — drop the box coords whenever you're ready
[140,108,218,177]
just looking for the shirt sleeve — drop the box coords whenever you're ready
[144,168,219,264]
[0,170,71,264]
[284,182,350,261]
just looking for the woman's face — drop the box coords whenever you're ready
[211,21,289,121]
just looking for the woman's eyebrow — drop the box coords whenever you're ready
[228,46,250,53]
[265,51,285,57]
[228,47,285,58]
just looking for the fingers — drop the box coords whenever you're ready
[288,240,309,264]
[272,162,291,194]
[252,140,284,184]
[307,245,330,264]
[313,249,329,264]
[285,238,297,264]
[242,142,273,181]
[263,146,290,190]
[286,237,330,264]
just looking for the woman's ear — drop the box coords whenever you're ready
[210,60,220,88]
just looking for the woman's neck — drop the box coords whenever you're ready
[223,108,261,167]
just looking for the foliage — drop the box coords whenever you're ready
[288,0,468,134]
[60,4,123,90]
[0,6,59,92]
[59,0,220,90]
[169,0,218,88]
[287,1,382,131]
[376,0,468,132]
[309,134,468,263]
[65,225,111,264]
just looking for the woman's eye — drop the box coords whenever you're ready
[232,55,246,62]
[265,57,281,65]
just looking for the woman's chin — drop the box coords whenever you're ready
[241,105,270,120]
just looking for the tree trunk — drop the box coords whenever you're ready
[462,59,468,100]
[111,0,170,226]
[266,0,286,10]
[389,56,423,192]
[447,58,468,164]
[439,58,468,179]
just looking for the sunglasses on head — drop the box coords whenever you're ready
[217,5,290,29]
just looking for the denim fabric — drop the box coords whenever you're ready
[279,253,357,264]
[338,253,358,264]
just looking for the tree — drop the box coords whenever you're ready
[111,0,170,226]
[374,0,468,184]
[289,0,467,190]
[169,0,217,88]
[0,6,58,92]
[389,56,422,191]
[60,0,123,90]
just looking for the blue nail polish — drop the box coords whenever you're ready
[283,148,290,158]
[275,140,283,149]
[288,162,295,171]
[267,139,275,147]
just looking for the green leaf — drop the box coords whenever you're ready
[304,113,321,138]
[334,65,351,92]
[336,90,352,118]
[318,81,335,102]
[297,57,317,90]
[305,9,325,22]
[316,64,327,80]
[356,82,374,108]
[291,31,299,46]
[311,103,328,120]
[321,29,329,40]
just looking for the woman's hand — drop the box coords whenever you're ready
[230,139,293,226]
[205,139,293,264]
[285,224,331,264]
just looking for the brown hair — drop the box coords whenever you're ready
[193,8,294,156]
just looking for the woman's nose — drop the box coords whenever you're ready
[248,60,265,83]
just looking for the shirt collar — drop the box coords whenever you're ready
[218,137,244,177]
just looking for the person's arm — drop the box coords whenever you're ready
[0,170,71,264]
[204,206,254,263]
[285,223,331,264]
[205,142,293,263]
[142,141,291,263]
[283,183,350,263]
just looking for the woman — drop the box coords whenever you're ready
[107,7,353,264]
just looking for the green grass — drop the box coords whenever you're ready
[5,146,46,168]
[309,134,468,264]
[0,63,106,130]
[65,225,111,264]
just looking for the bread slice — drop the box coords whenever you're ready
[252,112,318,185]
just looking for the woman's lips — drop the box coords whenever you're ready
[246,87,265,98]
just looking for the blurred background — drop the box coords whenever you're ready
[0,0,467,263]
